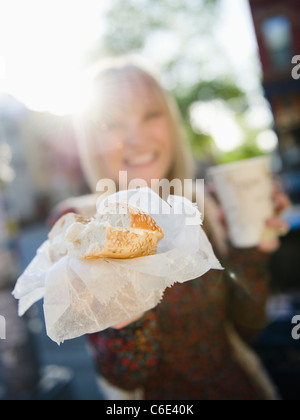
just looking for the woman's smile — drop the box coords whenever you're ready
[124,152,159,169]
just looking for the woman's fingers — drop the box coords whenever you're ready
[266,216,290,237]
[258,238,281,253]
[272,186,291,215]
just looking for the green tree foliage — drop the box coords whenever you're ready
[102,0,220,56]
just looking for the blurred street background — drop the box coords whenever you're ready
[0,0,300,400]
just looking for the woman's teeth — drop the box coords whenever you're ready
[126,153,156,167]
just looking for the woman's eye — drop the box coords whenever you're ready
[144,111,162,120]
[99,122,121,132]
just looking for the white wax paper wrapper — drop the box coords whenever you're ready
[13,187,223,344]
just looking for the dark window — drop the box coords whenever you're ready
[261,15,293,70]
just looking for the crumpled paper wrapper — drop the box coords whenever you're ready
[13,188,223,344]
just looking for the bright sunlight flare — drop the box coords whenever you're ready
[0,0,107,115]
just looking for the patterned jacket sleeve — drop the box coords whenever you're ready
[222,247,271,333]
[87,310,159,391]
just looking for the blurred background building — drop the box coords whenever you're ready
[249,0,300,205]
[0,93,88,225]
[248,0,300,400]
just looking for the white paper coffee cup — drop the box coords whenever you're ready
[208,156,276,248]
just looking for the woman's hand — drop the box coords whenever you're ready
[112,313,145,330]
[258,185,291,254]
[216,183,291,254]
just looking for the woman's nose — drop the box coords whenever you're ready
[124,124,145,148]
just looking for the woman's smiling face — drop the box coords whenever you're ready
[90,70,175,186]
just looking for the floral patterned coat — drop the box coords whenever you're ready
[51,198,278,400]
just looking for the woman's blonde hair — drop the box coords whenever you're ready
[75,55,196,191]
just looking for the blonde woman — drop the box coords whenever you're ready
[52,56,290,400]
